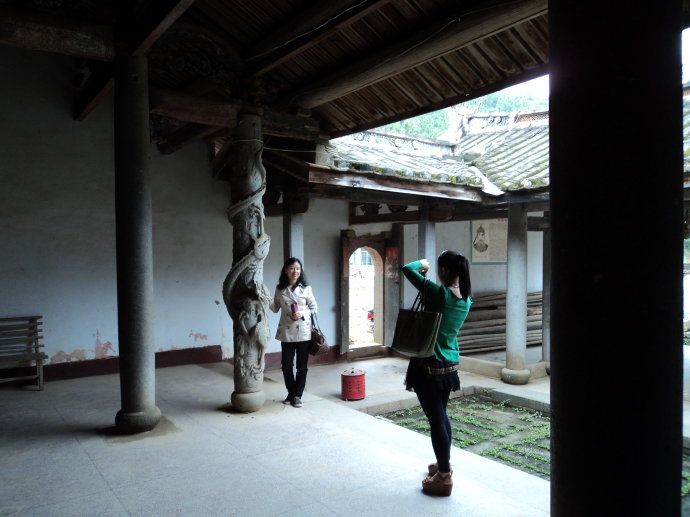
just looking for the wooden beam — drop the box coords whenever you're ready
[246,0,393,76]
[74,61,114,121]
[485,190,550,206]
[307,162,483,202]
[527,216,550,231]
[150,89,320,140]
[150,88,241,127]
[157,123,220,155]
[287,0,547,109]
[308,184,428,206]
[129,0,196,56]
[0,6,113,61]
[74,1,195,121]
[349,210,421,225]
[262,151,311,183]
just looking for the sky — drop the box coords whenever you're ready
[499,28,690,98]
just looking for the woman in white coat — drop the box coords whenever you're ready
[270,257,318,408]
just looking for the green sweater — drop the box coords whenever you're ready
[401,260,472,363]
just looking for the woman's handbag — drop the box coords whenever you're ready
[309,313,329,356]
[391,279,442,358]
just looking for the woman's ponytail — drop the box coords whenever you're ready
[457,254,472,301]
[438,250,472,301]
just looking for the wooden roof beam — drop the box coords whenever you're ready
[245,0,393,76]
[157,123,220,155]
[0,6,113,61]
[264,150,483,203]
[74,0,195,121]
[287,0,547,109]
[128,0,196,57]
[149,89,320,141]
[307,162,483,202]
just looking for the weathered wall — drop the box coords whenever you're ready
[0,47,238,363]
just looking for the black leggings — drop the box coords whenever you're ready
[415,378,453,473]
[281,341,310,398]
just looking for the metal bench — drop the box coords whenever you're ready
[0,316,47,390]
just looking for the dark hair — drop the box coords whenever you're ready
[438,250,472,301]
[277,257,309,290]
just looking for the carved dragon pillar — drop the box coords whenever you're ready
[223,112,271,413]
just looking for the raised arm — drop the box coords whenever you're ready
[401,259,443,299]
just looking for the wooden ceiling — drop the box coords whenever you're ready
[0,0,549,150]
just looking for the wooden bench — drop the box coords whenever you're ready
[0,316,47,390]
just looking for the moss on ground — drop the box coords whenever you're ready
[384,391,690,498]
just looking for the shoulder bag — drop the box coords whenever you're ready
[309,313,329,356]
[390,278,442,358]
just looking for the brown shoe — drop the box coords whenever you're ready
[427,463,452,477]
[422,471,453,497]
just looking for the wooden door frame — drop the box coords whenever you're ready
[339,228,401,354]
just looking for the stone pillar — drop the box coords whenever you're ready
[541,223,551,374]
[113,54,161,433]
[501,203,530,385]
[550,2,682,514]
[282,211,304,264]
[223,112,272,413]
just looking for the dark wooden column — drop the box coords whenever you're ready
[550,1,682,514]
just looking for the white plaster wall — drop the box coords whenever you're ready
[0,47,238,362]
[402,218,544,307]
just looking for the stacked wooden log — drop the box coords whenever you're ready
[458,291,543,354]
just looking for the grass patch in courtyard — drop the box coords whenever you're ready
[383,390,690,497]
[382,391,551,480]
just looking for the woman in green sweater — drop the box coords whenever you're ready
[401,250,472,497]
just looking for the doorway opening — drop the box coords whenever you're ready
[348,247,384,349]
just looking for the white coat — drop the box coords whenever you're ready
[269,284,318,342]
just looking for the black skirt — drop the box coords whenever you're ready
[404,356,460,392]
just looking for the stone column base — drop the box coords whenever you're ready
[115,405,162,434]
[231,390,265,413]
[501,368,531,385]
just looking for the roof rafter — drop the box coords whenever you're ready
[74,0,196,121]
[286,0,547,109]
[245,0,393,76]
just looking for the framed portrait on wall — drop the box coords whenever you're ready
[470,219,508,264]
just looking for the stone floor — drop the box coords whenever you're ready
[1,360,549,517]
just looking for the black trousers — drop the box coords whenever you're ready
[281,341,310,398]
[415,376,453,473]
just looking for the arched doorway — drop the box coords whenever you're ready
[347,247,383,348]
[340,228,401,356]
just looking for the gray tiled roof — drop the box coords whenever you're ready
[329,99,690,196]
[326,140,485,190]
[457,126,549,191]
[329,124,549,195]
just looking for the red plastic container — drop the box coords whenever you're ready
[341,368,366,401]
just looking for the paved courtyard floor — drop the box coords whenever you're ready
[1,360,549,516]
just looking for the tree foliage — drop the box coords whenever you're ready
[463,93,548,113]
[379,110,449,140]
[376,92,548,140]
